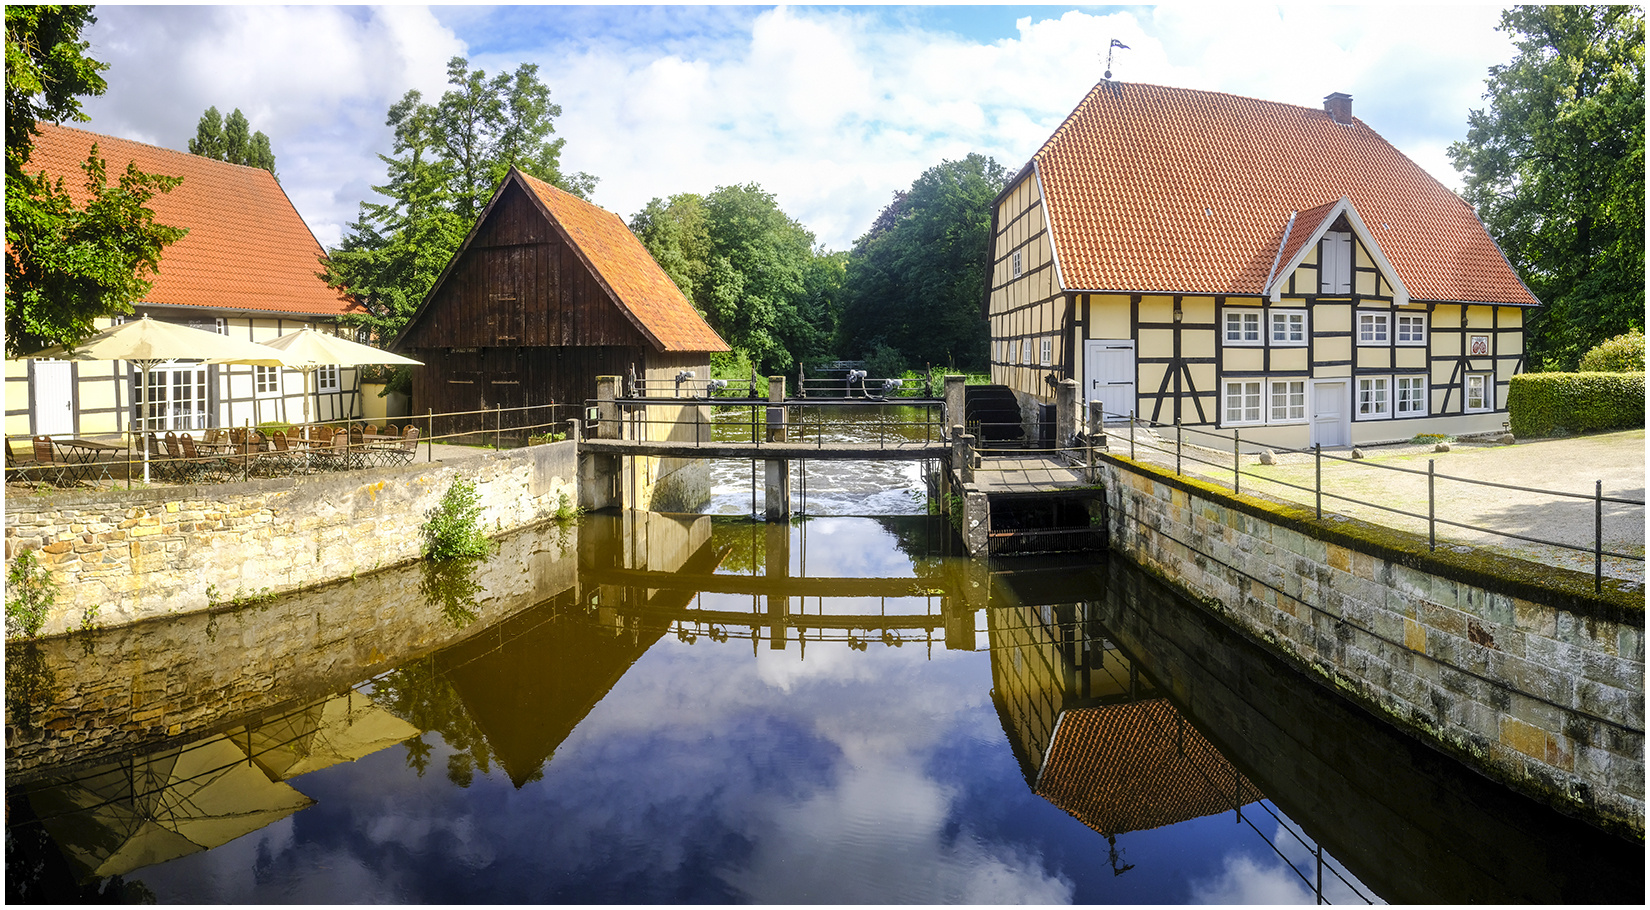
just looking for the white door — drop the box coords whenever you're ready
[32,360,74,436]
[1084,340,1136,423]
[1311,380,1349,447]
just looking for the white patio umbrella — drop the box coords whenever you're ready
[209,327,421,428]
[18,316,300,482]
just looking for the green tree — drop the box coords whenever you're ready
[325,57,594,344]
[5,5,186,355]
[188,105,277,176]
[1449,5,1645,371]
[838,153,1008,372]
[630,185,838,375]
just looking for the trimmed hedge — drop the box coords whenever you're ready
[1507,371,1645,437]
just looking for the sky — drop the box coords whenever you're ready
[75,4,1519,252]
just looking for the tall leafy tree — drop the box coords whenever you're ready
[5,5,185,355]
[325,57,594,343]
[188,105,277,177]
[838,153,1008,372]
[631,186,837,375]
[1449,5,1645,370]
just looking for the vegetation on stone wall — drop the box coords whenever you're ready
[422,477,491,559]
[1506,371,1645,438]
[5,549,58,640]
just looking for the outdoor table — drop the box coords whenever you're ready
[52,437,122,483]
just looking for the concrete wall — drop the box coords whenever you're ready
[1098,452,1645,836]
[4,442,578,636]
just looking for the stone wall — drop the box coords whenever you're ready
[1098,452,1645,836]
[4,442,578,636]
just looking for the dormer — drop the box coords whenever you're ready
[1264,197,1408,305]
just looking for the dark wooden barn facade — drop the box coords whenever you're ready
[393,169,728,437]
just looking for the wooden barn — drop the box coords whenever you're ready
[392,168,729,434]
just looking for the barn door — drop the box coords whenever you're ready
[1084,340,1135,423]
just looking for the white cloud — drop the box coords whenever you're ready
[73,6,1515,253]
[1190,851,1315,904]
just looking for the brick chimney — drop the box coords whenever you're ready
[1324,92,1353,125]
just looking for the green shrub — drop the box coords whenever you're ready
[423,478,491,559]
[865,342,906,381]
[1507,371,1645,437]
[1578,329,1645,373]
[6,549,58,640]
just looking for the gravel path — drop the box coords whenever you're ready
[1124,428,1646,587]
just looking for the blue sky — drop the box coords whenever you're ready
[77,5,1518,252]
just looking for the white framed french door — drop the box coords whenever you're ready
[133,363,210,432]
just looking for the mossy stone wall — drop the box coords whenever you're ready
[1098,453,1644,837]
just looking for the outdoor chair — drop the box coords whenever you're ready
[348,426,368,469]
[269,430,303,475]
[147,432,181,483]
[312,430,350,472]
[390,425,420,465]
[177,433,225,483]
[29,436,65,486]
[6,437,38,484]
[164,432,199,484]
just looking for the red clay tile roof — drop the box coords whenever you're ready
[1035,700,1262,837]
[23,123,356,318]
[1031,82,1538,305]
[517,172,729,353]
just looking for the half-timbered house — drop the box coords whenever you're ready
[987,83,1538,449]
[392,169,729,510]
[5,124,362,441]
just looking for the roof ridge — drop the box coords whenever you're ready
[34,121,277,178]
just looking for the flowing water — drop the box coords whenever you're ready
[4,442,1642,903]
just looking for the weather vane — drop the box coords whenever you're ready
[1103,38,1129,80]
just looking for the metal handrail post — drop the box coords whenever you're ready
[1175,419,1182,475]
[1233,429,1240,494]
[1428,459,1436,550]
[1129,410,1135,460]
[1314,444,1322,519]
[1595,480,1603,592]
[427,409,433,462]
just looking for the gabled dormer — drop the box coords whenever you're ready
[1264,197,1409,305]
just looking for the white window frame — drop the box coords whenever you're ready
[1039,337,1052,367]
[1320,231,1352,294]
[133,363,210,432]
[1269,310,1307,346]
[1358,312,1389,344]
[1224,310,1262,345]
[316,364,341,392]
[1223,379,1264,426]
[1011,250,1023,279]
[214,317,228,335]
[1268,379,1307,423]
[1395,313,1426,345]
[1395,375,1427,416]
[254,365,281,397]
[1465,372,1493,412]
[1357,376,1390,418]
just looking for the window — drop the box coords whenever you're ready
[1395,375,1427,416]
[1224,310,1261,344]
[1465,373,1493,412]
[1270,310,1306,345]
[1357,377,1389,417]
[254,366,280,396]
[1224,380,1263,424]
[1011,250,1023,279]
[1039,337,1052,366]
[1396,313,1426,344]
[1320,231,1352,294]
[1358,312,1389,343]
[316,365,341,392]
[133,364,209,431]
[113,315,127,326]
[214,318,228,335]
[1269,380,1306,422]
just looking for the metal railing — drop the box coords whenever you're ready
[583,394,948,450]
[5,402,579,489]
[1094,408,1644,593]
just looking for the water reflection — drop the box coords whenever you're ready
[5,513,1641,903]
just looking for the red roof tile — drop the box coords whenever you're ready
[517,172,729,353]
[23,123,356,318]
[1031,83,1538,305]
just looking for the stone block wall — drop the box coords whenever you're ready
[1098,453,1645,836]
[4,442,577,636]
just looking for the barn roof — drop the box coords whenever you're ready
[516,172,729,353]
[1025,82,1538,306]
[22,122,356,318]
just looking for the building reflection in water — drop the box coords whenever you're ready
[985,565,1374,902]
[10,688,417,893]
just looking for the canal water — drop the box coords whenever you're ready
[5,507,1639,902]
